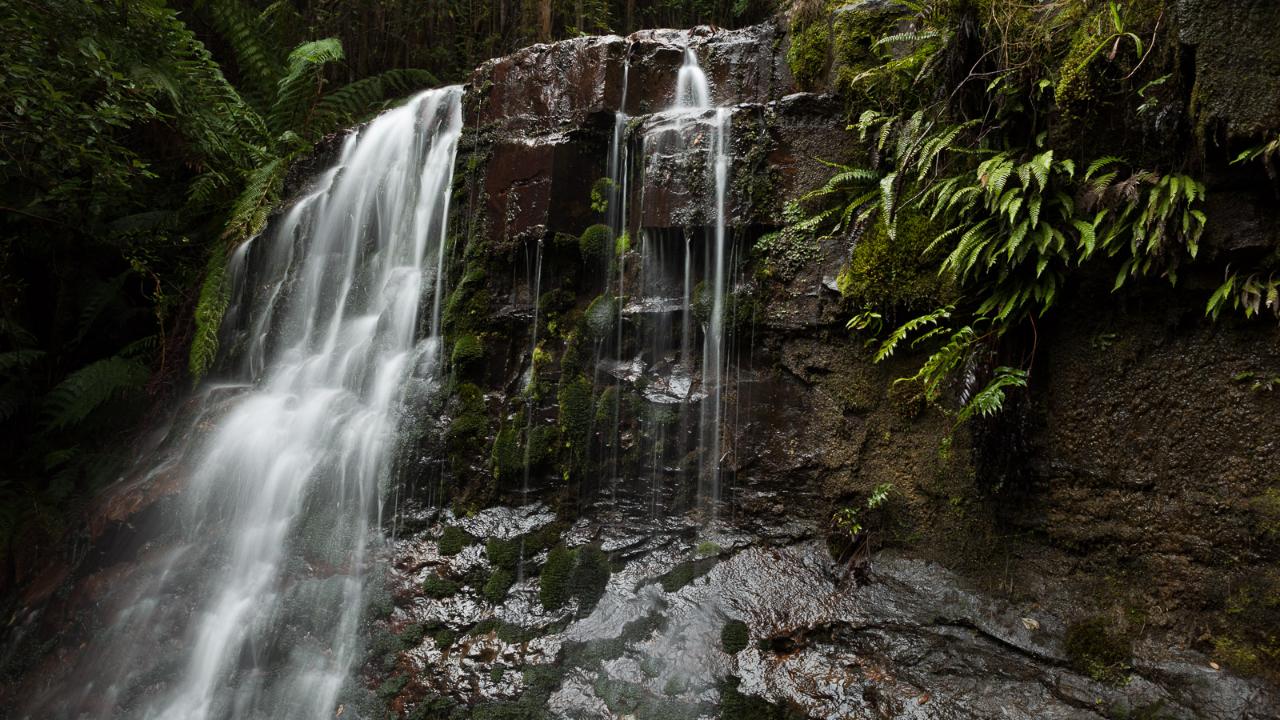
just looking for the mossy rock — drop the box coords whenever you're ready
[720,620,749,654]
[539,544,577,610]
[580,224,613,263]
[561,329,589,377]
[491,424,523,482]
[486,536,521,573]
[451,333,485,374]
[837,211,952,312]
[557,375,595,467]
[399,622,426,649]
[1064,616,1132,684]
[787,18,831,92]
[438,525,475,556]
[422,574,461,599]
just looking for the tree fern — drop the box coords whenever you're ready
[311,69,439,136]
[268,38,345,138]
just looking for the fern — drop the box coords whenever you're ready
[311,69,439,136]
[268,38,345,138]
[956,366,1028,423]
[189,248,232,381]
[41,357,150,431]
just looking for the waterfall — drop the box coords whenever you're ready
[30,87,464,720]
[602,40,734,519]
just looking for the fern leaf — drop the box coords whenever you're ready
[41,357,150,431]
[189,248,232,381]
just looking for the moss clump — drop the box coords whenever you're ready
[594,386,619,426]
[837,211,950,312]
[433,628,457,649]
[717,677,803,720]
[557,375,595,470]
[526,424,559,467]
[787,18,831,92]
[569,544,612,614]
[445,383,489,477]
[442,265,493,338]
[1064,616,1132,684]
[560,329,589,377]
[615,231,631,256]
[538,287,575,319]
[486,536,520,572]
[422,574,460,599]
[450,333,485,374]
[399,622,426,649]
[438,525,474,556]
[490,424,522,482]
[720,620,749,654]
[540,544,577,610]
[483,568,515,604]
[584,294,617,339]
[696,540,722,557]
[658,558,718,593]
[579,224,613,264]
[377,674,408,700]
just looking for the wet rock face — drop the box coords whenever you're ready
[1175,0,1280,142]
[373,503,1280,719]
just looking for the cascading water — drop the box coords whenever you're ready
[27,87,463,720]
[603,41,734,518]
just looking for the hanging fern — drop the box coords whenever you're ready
[956,366,1028,423]
[189,248,232,382]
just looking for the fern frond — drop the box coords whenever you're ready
[41,357,150,431]
[189,248,232,382]
[268,38,345,138]
[956,366,1028,423]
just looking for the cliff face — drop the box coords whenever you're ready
[3,7,1280,720]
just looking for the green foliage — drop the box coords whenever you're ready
[658,558,717,593]
[557,375,595,473]
[591,178,614,214]
[438,525,474,556]
[720,620,750,654]
[1207,272,1280,322]
[831,482,894,540]
[540,545,576,610]
[752,203,821,282]
[955,367,1028,424]
[41,357,151,432]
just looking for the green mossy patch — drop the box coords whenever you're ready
[720,620,749,654]
[568,544,612,614]
[837,211,951,312]
[539,544,576,610]
[787,18,831,92]
[422,573,461,599]
[1064,616,1132,684]
[483,567,515,604]
[658,557,718,593]
[584,294,618,339]
[580,224,613,263]
[451,333,485,375]
[437,525,475,556]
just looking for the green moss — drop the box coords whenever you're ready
[487,536,520,572]
[538,288,575,319]
[580,224,613,263]
[438,525,475,556]
[491,424,522,482]
[787,19,831,92]
[422,573,460,599]
[561,329,589,377]
[569,544,611,614]
[399,622,426,649]
[445,383,489,473]
[615,230,632,256]
[527,424,559,466]
[433,628,457,649]
[838,211,950,312]
[1064,616,1132,684]
[451,333,485,374]
[377,674,408,700]
[584,294,618,339]
[483,568,515,604]
[720,620,749,654]
[594,386,619,426]
[539,544,577,610]
[557,375,595,469]
[717,677,803,720]
[658,558,718,593]
[443,264,493,338]
[696,540,722,557]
